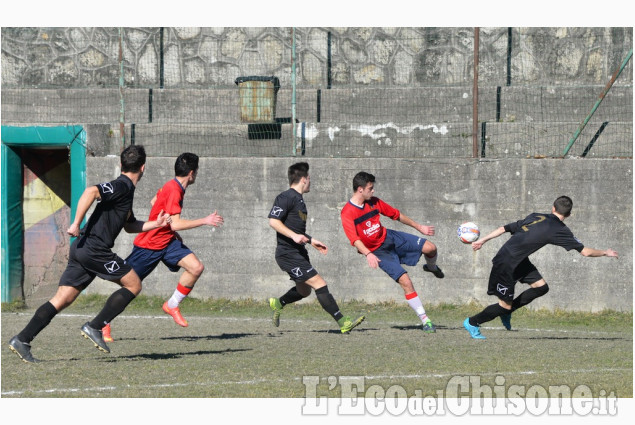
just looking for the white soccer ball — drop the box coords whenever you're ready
[458,222,480,244]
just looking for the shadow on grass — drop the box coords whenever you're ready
[160,333,257,342]
[265,328,379,335]
[391,324,451,331]
[102,348,251,361]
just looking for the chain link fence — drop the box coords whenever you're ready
[2,27,632,158]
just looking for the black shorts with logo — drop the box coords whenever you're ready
[275,249,319,283]
[58,237,133,287]
[487,257,543,302]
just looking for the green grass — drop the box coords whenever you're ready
[2,295,632,399]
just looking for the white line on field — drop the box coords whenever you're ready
[2,368,631,397]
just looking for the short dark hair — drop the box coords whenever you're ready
[353,171,375,192]
[120,145,146,173]
[554,196,573,217]
[175,153,199,177]
[288,162,309,185]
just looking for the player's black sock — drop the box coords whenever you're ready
[315,286,344,322]
[469,303,510,326]
[88,288,136,329]
[17,301,58,343]
[279,287,305,307]
[511,284,549,312]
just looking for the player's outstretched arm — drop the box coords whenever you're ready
[580,247,619,258]
[399,213,434,236]
[170,211,224,231]
[472,226,506,251]
[67,186,100,237]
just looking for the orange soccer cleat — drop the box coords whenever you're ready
[162,301,188,327]
[102,323,114,343]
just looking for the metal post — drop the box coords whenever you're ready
[563,48,632,157]
[118,28,125,149]
[506,27,512,86]
[472,27,479,158]
[291,27,297,156]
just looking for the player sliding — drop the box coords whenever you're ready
[101,153,223,342]
[267,162,365,333]
[8,146,170,362]
[463,196,618,339]
[340,171,443,333]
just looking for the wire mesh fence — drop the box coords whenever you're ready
[1,27,632,158]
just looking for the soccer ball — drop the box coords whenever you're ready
[458,222,480,244]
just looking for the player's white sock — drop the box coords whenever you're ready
[425,253,439,271]
[405,291,428,322]
[167,283,192,309]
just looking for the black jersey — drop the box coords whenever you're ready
[494,213,584,267]
[268,188,308,255]
[79,174,137,250]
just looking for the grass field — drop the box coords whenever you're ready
[2,295,632,403]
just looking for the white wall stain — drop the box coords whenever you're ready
[349,122,449,140]
[328,126,340,141]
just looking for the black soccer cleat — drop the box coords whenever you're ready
[423,264,444,278]
[80,322,111,353]
[8,336,40,363]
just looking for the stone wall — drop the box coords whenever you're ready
[2,27,632,88]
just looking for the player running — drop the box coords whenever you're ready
[463,196,618,339]
[8,145,170,362]
[102,152,223,342]
[340,171,443,333]
[267,162,364,333]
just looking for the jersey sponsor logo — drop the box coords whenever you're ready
[496,283,508,295]
[104,260,120,274]
[270,206,283,217]
[100,182,114,194]
[291,267,303,277]
[363,220,381,237]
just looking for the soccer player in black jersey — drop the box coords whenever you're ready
[463,196,618,339]
[8,145,171,362]
[267,162,365,333]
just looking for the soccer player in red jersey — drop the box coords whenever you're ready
[340,171,443,333]
[102,153,223,341]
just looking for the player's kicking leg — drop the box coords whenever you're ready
[163,253,204,327]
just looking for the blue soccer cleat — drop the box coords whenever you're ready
[463,318,486,339]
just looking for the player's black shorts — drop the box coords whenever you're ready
[275,249,319,283]
[58,238,134,287]
[487,257,543,302]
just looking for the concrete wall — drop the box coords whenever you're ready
[82,157,633,312]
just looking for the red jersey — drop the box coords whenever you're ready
[134,178,185,250]
[340,197,400,251]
